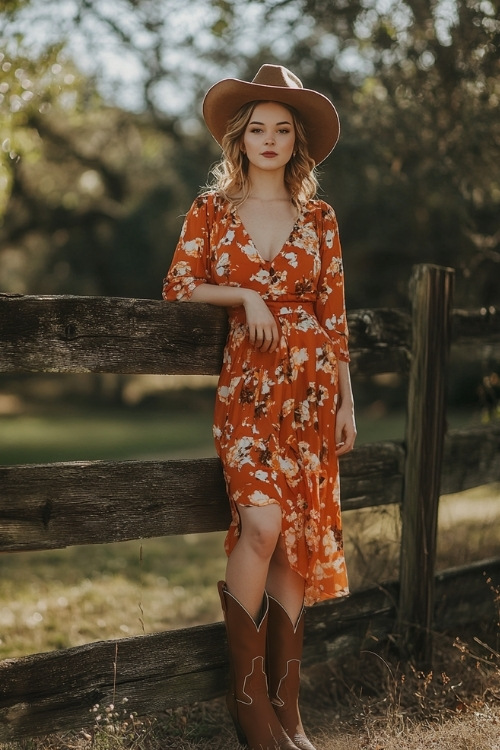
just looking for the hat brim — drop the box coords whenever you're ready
[202,78,340,165]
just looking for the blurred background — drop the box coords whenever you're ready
[1,0,499,306]
[1,0,499,428]
[0,0,499,657]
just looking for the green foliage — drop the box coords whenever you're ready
[272,0,500,307]
[0,0,498,307]
[0,0,31,14]
[0,42,211,297]
[0,403,215,465]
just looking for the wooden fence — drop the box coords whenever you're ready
[0,263,499,742]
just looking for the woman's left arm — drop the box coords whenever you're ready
[335,359,357,455]
[313,203,356,455]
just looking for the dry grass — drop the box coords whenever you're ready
[342,482,500,591]
[0,534,227,659]
[3,622,499,750]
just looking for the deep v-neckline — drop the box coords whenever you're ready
[234,205,303,265]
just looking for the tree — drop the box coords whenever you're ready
[1,0,499,307]
[257,0,500,307]
[0,43,217,298]
[0,0,244,297]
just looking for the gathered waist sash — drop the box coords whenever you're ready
[266,299,315,315]
[229,299,316,326]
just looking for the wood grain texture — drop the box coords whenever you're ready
[398,265,455,665]
[0,295,412,375]
[1,284,499,740]
[0,442,405,551]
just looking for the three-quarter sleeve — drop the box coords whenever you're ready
[162,196,211,301]
[314,203,350,362]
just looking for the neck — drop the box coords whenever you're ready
[247,166,289,202]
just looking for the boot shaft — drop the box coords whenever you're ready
[266,595,305,704]
[218,581,301,750]
[266,596,318,750]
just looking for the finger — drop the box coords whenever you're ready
[254,329,266,348]
[335,425,345,448]
[260,334,272,352]
[268,334,280,353]
[335,440,346,455]
[257,324,278,352]
[336,442,352,456]
[247,324,258,346]
[336,433,356,455]
[262,335,279,353]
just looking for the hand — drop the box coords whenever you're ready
[242,290,280,353]
[335,402,357,456]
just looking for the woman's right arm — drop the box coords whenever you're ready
[162,197,279,352]
[190,283,280,353]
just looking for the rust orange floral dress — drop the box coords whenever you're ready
[163,192,350,605]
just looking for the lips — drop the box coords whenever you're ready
[261,151,278,157]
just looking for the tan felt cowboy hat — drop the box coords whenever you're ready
[202,64,340,165]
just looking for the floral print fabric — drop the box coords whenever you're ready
[163,192,349,605]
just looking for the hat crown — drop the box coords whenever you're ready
[251,64,303,91]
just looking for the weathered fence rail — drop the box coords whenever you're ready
[0,294,413,376]
[0,264,499,741]
[1,429,498,554]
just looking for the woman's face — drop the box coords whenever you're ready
[241,101,296,173]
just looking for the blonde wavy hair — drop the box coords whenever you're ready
[207,101,318,209]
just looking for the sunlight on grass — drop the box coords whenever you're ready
[0,409,216,464]
[437,482,500,570]
[0,533,227,659]
[342,482,500,591]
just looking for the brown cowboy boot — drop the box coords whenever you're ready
[266,595,317,750]
[218,581,300,750]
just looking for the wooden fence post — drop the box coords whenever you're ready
[397,263,455,667]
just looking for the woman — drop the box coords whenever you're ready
[163,64,356,750]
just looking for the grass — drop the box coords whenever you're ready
[0,388,499,748]
[0,407,216,465]
[2,624,499,749]
[1,483,498,750]
[0,533,227,658]
[0,534,225,658]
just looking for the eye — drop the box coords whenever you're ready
[250,127,263,133]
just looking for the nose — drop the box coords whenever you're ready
[265,131,276,145]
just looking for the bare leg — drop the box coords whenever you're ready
[225,502,282,621]
[266,539,305,623]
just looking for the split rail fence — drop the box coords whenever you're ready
[0,263,499,741]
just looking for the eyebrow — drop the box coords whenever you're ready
[249,120,292,126]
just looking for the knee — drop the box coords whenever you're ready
[238,505,281,560]
[248,525,280,560]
